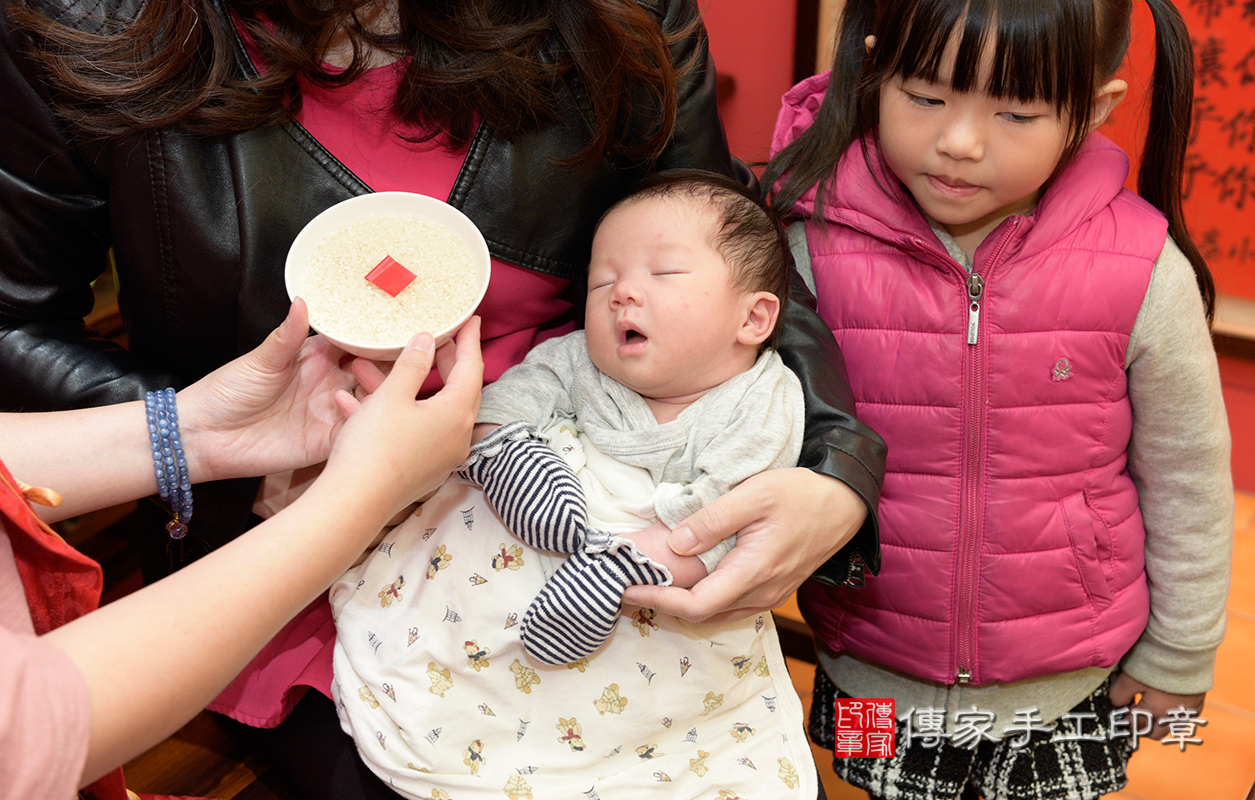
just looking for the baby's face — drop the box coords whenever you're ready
[585,194,758,406]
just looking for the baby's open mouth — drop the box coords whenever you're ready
[620,325,648,346]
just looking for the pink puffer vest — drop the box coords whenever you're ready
[775,73,1164,685]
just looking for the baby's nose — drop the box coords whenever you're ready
[609,279,642,306]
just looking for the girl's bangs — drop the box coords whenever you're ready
[875,0,1095,113]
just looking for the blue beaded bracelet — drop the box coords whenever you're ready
[145,388,193,539]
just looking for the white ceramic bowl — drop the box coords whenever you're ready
[285,192,491,360]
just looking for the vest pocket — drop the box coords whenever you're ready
[1059,491,1114,611]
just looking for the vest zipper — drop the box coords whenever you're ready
[954,217,1020,685]
[955,297,985,685]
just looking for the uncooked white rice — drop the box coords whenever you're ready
[303,213,479,346]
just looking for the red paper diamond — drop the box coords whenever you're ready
[365,255,416,297]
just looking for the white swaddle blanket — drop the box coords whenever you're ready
[330,425,816,799]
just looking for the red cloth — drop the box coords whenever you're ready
[2,462,101,636]
[208,593,335,727]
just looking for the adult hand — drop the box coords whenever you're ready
[1109,672,1207,741]
[321,317,483,521]
[623,468,866,623]
[178,299,355,483]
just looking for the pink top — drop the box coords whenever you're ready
[1,521,92,800]
[211,35,576,726]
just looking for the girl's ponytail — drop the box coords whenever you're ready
[763,0,877,220]
[1138,0,1216,322]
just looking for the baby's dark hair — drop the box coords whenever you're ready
[604,169,791,350]
[764,0,1214,323]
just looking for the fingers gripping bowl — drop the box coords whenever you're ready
[285,192,491,360]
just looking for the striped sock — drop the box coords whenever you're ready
[457,421,588,553]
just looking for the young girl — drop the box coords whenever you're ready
[764,0,1232,798]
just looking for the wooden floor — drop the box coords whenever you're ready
[92,495,1255,799]
[122,712,299,800]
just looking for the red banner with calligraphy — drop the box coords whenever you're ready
[1106,2,1255,299]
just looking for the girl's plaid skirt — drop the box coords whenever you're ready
[809,668,1135,800]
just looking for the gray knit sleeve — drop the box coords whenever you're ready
[1120,235,1233,694]
[477,332,585,429]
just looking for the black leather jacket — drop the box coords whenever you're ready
[0,0,884,578]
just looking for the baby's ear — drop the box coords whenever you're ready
[738,292,780,347]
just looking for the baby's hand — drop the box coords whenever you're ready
[1109,672,1207,740]
[470,422,499,446]
[629,521,707,588]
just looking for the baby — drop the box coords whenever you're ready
[330,170,815,799]
[458,169,804,664]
